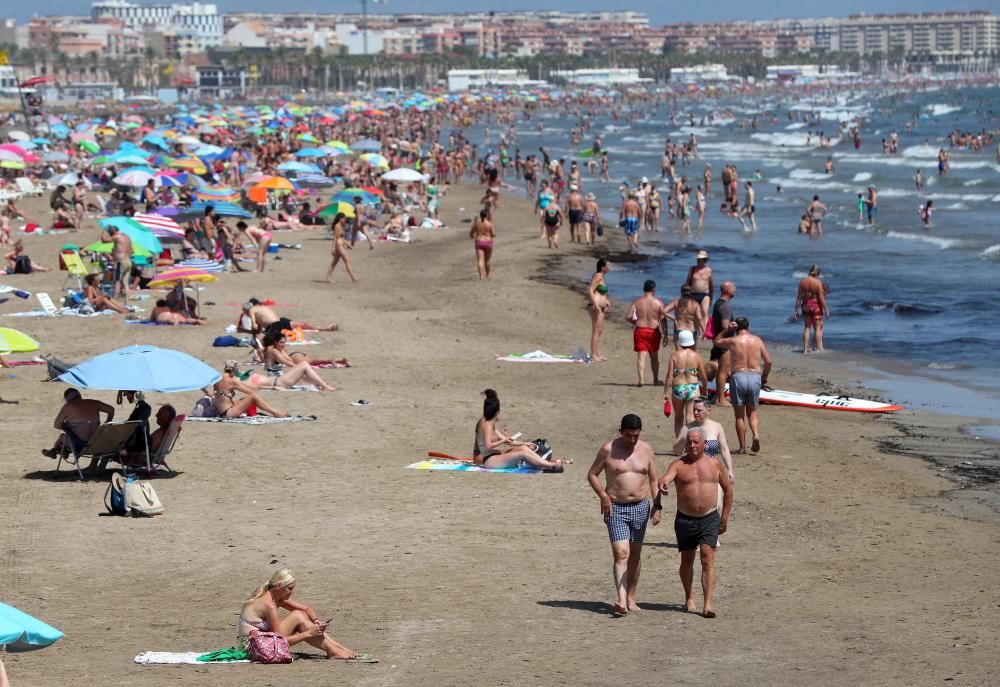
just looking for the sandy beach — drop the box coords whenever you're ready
[2,184,999,686]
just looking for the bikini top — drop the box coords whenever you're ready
[595,284,608,295]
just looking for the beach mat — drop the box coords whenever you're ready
[125,320,198,326]
[407,459,544,474]
[496,349,590,363]
[187,415,317,424]
[5,308,116,318]
[134,651,248,665]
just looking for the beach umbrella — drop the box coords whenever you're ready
[294,174,335,187]
[194,185,240,203]
[0,602,63,652]
[325,140,350,151]
[6,130,29,142]
[295,147,327,157]
[381,167,426,182]
[0,150,22,162]
[315,201,355,219]
[58,344,221,393]
[351,139,382,152]
[99,217,163,254]
[83,241,154,259]
[50,171,81,186]
[331,189,378,205]
[0,160,26,170]
[360,153,389,169]
[253,176,294,191]
[113,170,157,188]
[147,266,216,288]
[42,151,70,163]
[181,201,251,218]
[78,140,100,154]
[132,213,185,239]
[0,327,40,354]
[276,161,318,174]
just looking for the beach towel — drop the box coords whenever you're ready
[127,320,198,326]
[495,349,591,363]
[3,359,45,366]
[134,650,249,665]
[287,340,321,346]
[4,308,116,318]
[406,459,544,474]
[187,415,317,424]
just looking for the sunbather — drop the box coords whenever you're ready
[243,355,338,392]
[262,330,348,369]
[42,388,115,463]
[213,362,288,418]
[473,389,564,470]
[239,568,358,660]
[4,240,49,274]
[150,299,202,325]
[84,274,129,313]
[244,299,338,334]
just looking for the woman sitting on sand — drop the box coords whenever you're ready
[213,362,288,418]
[83,274,129,314]
[587,258,611,362]
[473,389,564,471]
[239,568,364,661]
[262,330,348,370]
[664,331,708,436]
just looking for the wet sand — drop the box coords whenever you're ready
[1,185,998,686]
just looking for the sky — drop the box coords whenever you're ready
[6,0,992,25]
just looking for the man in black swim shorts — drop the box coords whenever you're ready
[658,427,733,618]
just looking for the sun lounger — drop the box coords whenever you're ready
[14,178,44,197]
[36,292,60,316]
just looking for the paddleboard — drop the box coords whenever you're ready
[709,384,901,413]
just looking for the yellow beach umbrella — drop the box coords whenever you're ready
[0,327,40,354]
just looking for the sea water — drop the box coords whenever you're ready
[482,84,1000,417]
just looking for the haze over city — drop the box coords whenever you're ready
[8,0,981,24]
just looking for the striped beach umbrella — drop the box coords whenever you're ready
[147,266,217,288]
[132,213,185,239]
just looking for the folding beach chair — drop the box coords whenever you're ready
[55,420,142,480]
[149,414,185,474]
[36,292,61,316]
[60,251,93,292]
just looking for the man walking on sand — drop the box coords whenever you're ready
[713,317,771,454]
[587,414,661,616]
[626,280,668,387]
[707,280,736,406]
[684,250,713,328]
[657,427,733,618]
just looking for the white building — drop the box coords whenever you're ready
[765,65,857,81]
[552,68,652,86]
[447,69,543,92]
[90,1,222,52]
[669,64,735,84]
[334,23,384,55]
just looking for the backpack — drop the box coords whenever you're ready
[105,472,164,517]
[190,395,218,418]
[13,255,32,274]
[532,438,553,461]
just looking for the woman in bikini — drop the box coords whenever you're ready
[469,209,494,280]
[238,221,272,272]
[262,330,348,370]
[473,389,564,471]
[325,212,359,283]
[83,274,128,314]
[646,186,661,231]
[239,568,360,660]
[212,362,288,418]
[664,330,707,437]
[793,264,830,353]
[587,258,612,362]
[663,285,704,349]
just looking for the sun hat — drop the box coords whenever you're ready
[696,250,709,260]
[678,330,696,348]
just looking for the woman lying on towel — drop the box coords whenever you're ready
[213,362,288,418]
[231,356,338,392]
[473,389,564,471]
[262,330,348,369]
[239,568,360,660]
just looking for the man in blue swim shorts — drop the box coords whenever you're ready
[713,316,772,455]
[620,192,641,251]
[587,414,662,616]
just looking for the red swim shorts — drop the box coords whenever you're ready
[633,326,661,353]
[801,299,823,324]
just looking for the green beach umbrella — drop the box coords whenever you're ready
[83,241,153,258]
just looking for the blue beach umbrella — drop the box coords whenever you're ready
[58,344,221,393]
[277,161,319,174]
[180,201,252,218]
[0,602,63,651]
[350,139,382,152]
[99,217,163,254]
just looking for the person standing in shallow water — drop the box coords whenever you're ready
[793,264,829,354]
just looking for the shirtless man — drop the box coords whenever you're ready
[42,388,115,471]
[707,281,736,407]
[620,193,641,251]
[99,226,133,301]
[566,185,585,244]
[684,250,713,327]
[581,193,601,245]
[793,264,830,353]
[245,300,338,335]
[587,414,661,616]
[625,280,668,386]
[739,181,757,231]
[713,317,772,454]
[865,185,878,225]
[657,427,733,618]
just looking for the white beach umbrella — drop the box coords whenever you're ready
[381,168,426,183]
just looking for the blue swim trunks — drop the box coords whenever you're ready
[623,217,640,236]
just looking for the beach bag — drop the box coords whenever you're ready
[532,438,553,460]
[105,473,164,517]
[190,395,218,418]
[213,335,241,347]
[247,632,292,664]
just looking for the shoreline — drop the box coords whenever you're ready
[2,182,998,686]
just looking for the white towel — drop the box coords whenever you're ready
[133,651,249,665]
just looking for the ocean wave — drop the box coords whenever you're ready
[942,202,968,210]
[769,176,852,192]
[785,122,808,130]
[927,104,961,117]
[963,178,986,186]
[901,144,940,159]
[978,244,1000,260]
[789,168,830,181]
[927,362,974,371]
[884,231,962,249]
[864,301,944,315]
[750,132,811,147]
[852,172,873,182]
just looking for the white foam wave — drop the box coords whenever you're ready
[928,104,961,117]
[964,179,986,186]
[942,202,968,210]
[885,231,960,249]
[770,176,852,192]
[789,168,830,181]
[785,122,807,130]
[852,172,873,182]
[750,132,811,147]
[901,144,940,159]
[978,244,1000,260]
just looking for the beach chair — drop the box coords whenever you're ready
[148,414,185,474]
[0,189,23,202]
[14,178,44,197]
[55,420,141,480]
[60,251,93,292]
[36,292,60,316]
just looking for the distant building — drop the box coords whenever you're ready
[552,68,652,85]
[91,1,223,52]
[196,64,247,97]
[765,65,857,81]
[447,68,543,91]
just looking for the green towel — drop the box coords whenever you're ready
[197,646,249,662]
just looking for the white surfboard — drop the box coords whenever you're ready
[711,384,901,413]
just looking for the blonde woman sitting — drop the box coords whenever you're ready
[239,569,361,660]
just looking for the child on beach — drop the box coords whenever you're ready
[919,200,933,227]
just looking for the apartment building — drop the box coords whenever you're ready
[90,1,223,52]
